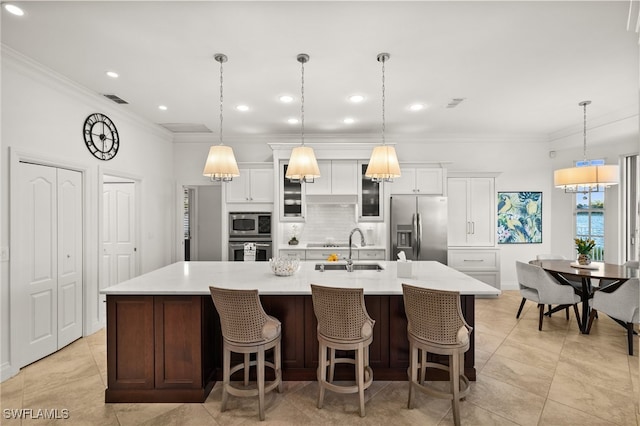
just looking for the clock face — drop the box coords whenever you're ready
[83,113,119,160]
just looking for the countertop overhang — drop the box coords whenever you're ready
[101,261,501,296]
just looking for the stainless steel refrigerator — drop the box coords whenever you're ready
[389,196,448,264]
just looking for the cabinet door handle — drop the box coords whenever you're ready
[471,222,475,234]
[463,259,484,262]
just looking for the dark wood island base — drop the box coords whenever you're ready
[106,294,476,403]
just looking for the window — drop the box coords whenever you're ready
[575,160,605,261]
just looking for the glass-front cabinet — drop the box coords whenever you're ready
[358,161,383,222]
[280,162,304,221]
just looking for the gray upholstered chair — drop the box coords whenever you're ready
[586,278,639,355]
[525,254,573,319]
[515,261,582,331]
[402,284,472,426]
[310,284,375,417]
[597,260,639,290]
[209,286,282,421]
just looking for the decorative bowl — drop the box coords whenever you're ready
[269,257,300,276]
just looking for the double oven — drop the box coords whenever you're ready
[228,212,272,261]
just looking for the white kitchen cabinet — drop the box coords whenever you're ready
[358,161,384,221]
[357,249,386,260]
[391,167,443,195]
[305,160,358,195]
[448,249,500,289]
[278,249,306,260]
[447,177,495,247]
[226,168,274,203]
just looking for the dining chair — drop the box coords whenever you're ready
[527,254,575,319]
[402,284,472,426]
[515,261,582,331]
[586,278,639,355]
[209,286,283,421]
[310,284,375,417]
[597,260,639,290]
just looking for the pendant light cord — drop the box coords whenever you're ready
[381,55,386,146]
[219,59,224,145]
[581,100,591,162]
[300,57,305,146]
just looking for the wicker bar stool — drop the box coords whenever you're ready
[209,286,282,421]
[310,284,375,417]
[402,284,472,426]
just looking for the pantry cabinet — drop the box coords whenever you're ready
[447,177,495,247]
[226,168,273,203]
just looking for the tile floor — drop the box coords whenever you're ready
[1,290,638,425]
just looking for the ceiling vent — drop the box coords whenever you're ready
[446,98,466,108]
[103,94,129,104]
[159,123,212,133]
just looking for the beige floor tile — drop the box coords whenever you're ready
[494,338,560,371]
[481,353,553,397]
[474,348,493,373]
[138,403,215,425]
[365,381,450,425]
[474,331,505,354]
[548,362,637,425]
[465,375,545,426]
[540,399,619,425]
[437,401,519,426]
[112,402,184,426]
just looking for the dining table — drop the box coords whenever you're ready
[534,259,639,333]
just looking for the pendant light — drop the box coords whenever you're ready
[553,101,619,193]
[203,53,239,182]
[285,53,320,183]
[365,52,401,182]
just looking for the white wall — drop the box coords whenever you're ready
[0,48,176,380]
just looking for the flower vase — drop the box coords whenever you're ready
[577,253,591,265]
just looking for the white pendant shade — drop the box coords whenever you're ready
[365,145,401,181]
[285,146,320,181]
[202,145,240,181]
[554,164,619,191]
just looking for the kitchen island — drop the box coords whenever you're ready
[102,260,500,403]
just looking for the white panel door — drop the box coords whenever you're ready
[16,162,58,365]
[103,183,136,291]
[56,168,83,348]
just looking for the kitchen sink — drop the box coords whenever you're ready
[315,263,384,271]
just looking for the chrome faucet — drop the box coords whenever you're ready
[347,227,366,272]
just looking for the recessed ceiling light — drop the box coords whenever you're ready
[236,105,249,112]
[343,118,355,124]
[106,71,119,78]
[287,118,298,124]
[409,103,425,111]
[4,4,24,16]
[279,95,294,103]
[158,105,168,111]
[349,95,365,103]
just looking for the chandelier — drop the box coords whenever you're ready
[365,52,401,183]
[553,101,619,193]
[202,53,239,182]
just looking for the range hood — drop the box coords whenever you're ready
[305,194,358,204]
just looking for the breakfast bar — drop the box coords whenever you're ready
[101,260,500,403]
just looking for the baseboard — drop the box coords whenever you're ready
[1,361,18,383]
[500,281,518,291]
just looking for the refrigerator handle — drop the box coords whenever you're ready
[417,213,423,258]
[412,213,418,259]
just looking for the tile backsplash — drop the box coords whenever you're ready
[301,204,357,242]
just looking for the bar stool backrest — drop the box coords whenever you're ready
[209,286,270,343]
[310,285,373,340]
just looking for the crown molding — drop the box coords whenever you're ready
[1,44,173,142]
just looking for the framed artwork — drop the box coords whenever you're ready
[497,191,542,244]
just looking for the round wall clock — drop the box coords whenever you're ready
[83,113,119,160]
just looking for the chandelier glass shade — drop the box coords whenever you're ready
[365,52,401,182]
[202,53,239,182]
[285,53,320,183]
[553,101,619,193]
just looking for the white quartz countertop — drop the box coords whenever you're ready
[279,244,385,250]
[101,261,501,296]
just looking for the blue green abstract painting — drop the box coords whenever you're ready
[497,192,542,244]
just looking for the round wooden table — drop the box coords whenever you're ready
[534,259,639,333]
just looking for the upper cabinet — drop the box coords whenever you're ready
[390,167,444,195]
[280,162,304,221]
[447,177,495,247]
[225,168,274,203]
[358,161,384,221]
[305,160,358,195]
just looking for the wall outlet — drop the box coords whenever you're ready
[0,247,9,262]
